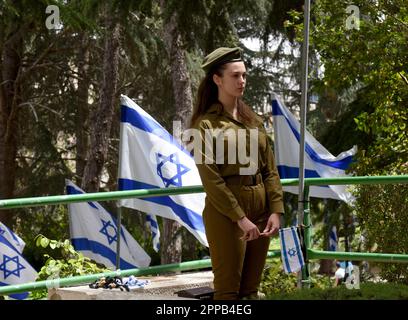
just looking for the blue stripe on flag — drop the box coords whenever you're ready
[0,234,21,255]
[329,226,338,251]
[291,227,305,267]
[278,165,320,178]
[118,178,205,233]
[277,165,330,188]
[279,229,292,273]
[1,224,20,244]
[146,215,158,229]
[71,238,137,270]
[0,282,29,299]
[120,105,191,158]
[66,186,98,209]
[272,100,354,170]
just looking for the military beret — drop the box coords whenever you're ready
[201,47,243,73]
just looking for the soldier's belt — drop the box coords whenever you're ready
[224,173,262,186]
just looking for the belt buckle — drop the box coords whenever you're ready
[252,175,256,185]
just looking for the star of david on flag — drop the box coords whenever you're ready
[118,95,208,247]
[0,254,26,279]
[279,226,305,273]
[0,234,37,300]
[66,180,151,270]
[156,152,190,187]
[99,219,118,245]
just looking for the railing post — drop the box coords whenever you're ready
[115,206,122,270]
[301,186,311,288]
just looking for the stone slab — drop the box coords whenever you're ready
[48,270,214,300]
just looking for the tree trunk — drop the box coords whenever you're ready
[318,259,334,275]
[81,14,120,192]
[160,1,195,264]
[0,26,23,226]
[75,35,90,184]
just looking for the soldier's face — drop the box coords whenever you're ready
[214,62,246,98]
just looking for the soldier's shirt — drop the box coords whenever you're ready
[190,103,284,222]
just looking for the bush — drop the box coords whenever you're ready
[260,260,332,296]
[29,235,108,300]
[353,183,408,283]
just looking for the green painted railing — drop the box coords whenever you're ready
[0,175,407,210]
[307,249,408,263]
[0,251,281,295]
[0,175,407,296]
[300,175,408,287]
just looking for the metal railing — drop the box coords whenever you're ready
[0,175,407,296]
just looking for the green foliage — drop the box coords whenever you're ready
[309,0,408,174]
[14,205,69,270]
[353,183,408,283]
[267,282,408,300]
[260,260,298,295]
[259,259,332,295]
[29,235,108,300]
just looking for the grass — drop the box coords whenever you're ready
[266,282,408,300]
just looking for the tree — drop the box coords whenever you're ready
[81,4,121,193]
[158,0,193,264]
[0,0,317,270]
[311,0,408,174]
[309,0,408,279]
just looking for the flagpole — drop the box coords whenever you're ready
[115,207,122,270]
[115,96,125,270]
[297,0,311,289]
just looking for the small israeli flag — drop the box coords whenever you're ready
[118,95,207,247]
[329,225,338,251]
[146,214,160,252]
[279,227,305,273]
[0,222,25,254]
[0,234,37,299]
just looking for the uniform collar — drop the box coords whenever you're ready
[207,103,244,124]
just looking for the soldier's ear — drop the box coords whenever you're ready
[213,73,221,86]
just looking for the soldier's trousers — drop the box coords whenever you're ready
[203,182,270,300]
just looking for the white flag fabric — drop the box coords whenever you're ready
[0,222,25,254]
[271,95,357,203]
[329,225,338,251]
[0,234,37,299]
[146,214,160,252]
[118,95,208,247]
[66,180,151,270]
[279,227,305,273]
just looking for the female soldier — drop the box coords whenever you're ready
[189,47,284,300]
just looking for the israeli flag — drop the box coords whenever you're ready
[146,214,160,252]
[271,95,357,203]
[66,180,151,270]
[342,261,354,275]
[0,234,37,299]
[118,95,208,247]
[0,222,25,254]
[279,227,305,273]
[329,225,338,251]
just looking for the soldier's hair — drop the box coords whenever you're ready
[189,64,260,128]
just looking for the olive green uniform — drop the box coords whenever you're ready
[192,103,284,300]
